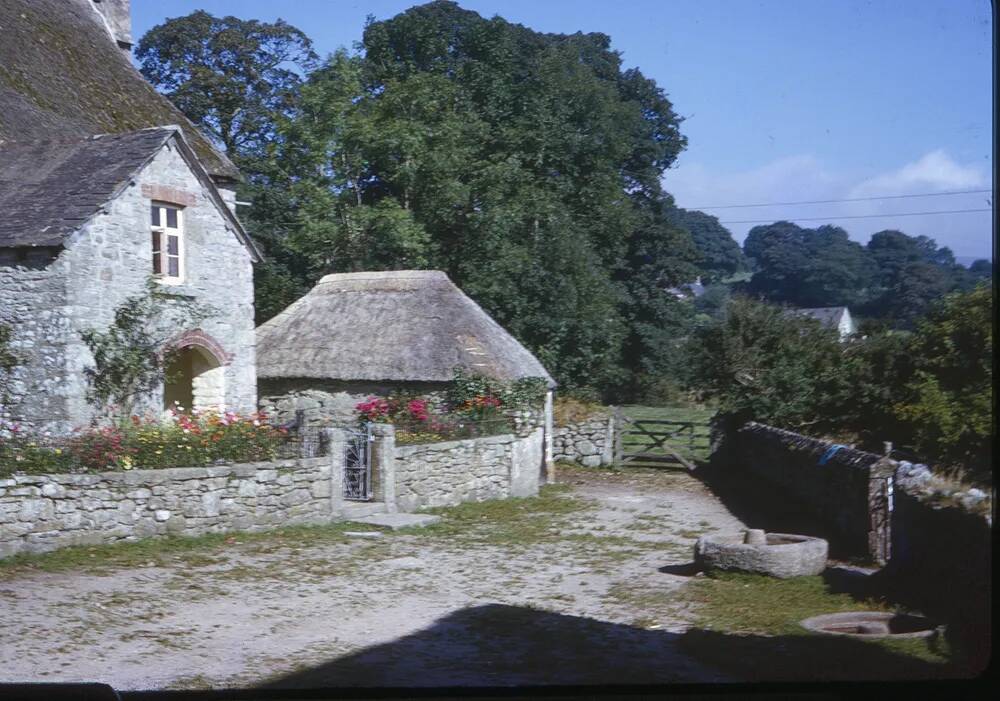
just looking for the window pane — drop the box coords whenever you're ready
[167,234,179,255]
[151,206,160,227]
[151,232,162,274]
[166,208,178,229]
[168,257,179,278]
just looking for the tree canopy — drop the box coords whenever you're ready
[670,209,747,283]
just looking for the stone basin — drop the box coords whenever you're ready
[800,611,939,638]
[694,530,829,578]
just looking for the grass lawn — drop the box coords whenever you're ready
[676,571,963,681]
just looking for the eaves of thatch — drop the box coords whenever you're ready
[0,0,239,182]
[256,271,555,388]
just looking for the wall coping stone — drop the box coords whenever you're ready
[394,432,517,456]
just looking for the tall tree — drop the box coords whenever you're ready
[670,208,748,283]
[136,11,317,172]
[744,222,875,307]
[273,1,693,392]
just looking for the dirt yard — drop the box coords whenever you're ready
[0,465,747,690]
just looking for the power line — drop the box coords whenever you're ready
[690,189,992,210]
[720,208,992,225]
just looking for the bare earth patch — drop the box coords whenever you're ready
[0,465,745,690]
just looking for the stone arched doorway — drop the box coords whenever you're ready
[163,332,228,413]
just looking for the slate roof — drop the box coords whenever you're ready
[0,128,260,260]
[788,307,849,328]
[0,0,239,181]
[0,129,171,247]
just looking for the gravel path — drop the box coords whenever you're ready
[0,466,745,690]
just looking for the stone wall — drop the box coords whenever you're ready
[718,421,895,560]
[878,463,992,671]
[1,137,257,434]
[552,413,614,467]
[385,426,544,512]
[258,379,451,428]
[0,457,335,559]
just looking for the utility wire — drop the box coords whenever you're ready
[720,208,992,225]
[691,189,992,210]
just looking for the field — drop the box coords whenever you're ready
[616,405,716,465]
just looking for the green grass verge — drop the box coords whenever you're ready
[677,571,960,680]
[0,521,385,576]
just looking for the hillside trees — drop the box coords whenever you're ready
[670,209,748,283]
[682,287,993,481]
[742,223,987,329]
[743,222,876,307]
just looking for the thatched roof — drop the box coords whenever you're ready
[256,271,555,387]
[0,0,239,181]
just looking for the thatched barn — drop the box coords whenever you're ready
[256,270,555,453]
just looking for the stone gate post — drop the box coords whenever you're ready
[322,427,346,518]
[371,423,397,513]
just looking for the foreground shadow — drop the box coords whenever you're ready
[677,628,968,682]
[256,603,964,690]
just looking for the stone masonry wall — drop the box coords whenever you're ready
[0,249,70,428]
[0,457,334,559]
[878,463,992,671]
[258,379,451,428]
[553,413,614,467]
[722,421,895,559]
[392,427,543,512]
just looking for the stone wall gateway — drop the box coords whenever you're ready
[552,412,614,467]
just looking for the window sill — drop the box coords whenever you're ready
[152,281,198,300]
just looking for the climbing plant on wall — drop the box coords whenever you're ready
[80,280,214,423]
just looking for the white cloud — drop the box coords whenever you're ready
[663,150,992,259]
[849,150,987,197]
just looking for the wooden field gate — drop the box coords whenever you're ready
[613,410,710,470]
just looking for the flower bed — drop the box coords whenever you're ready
[0,410,287,477]
[355,395,514,445]
[352,372,546,446]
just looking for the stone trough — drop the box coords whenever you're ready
[800,611,939,639]
[694,529,829,578]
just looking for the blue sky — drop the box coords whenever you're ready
[132,1,994,260]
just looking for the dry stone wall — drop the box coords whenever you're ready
[0,457,334,559]
[718,421,895,559]
[553,413,614,467]
[391,427,543,512]
[879,463,992,671]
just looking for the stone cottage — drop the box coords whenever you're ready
[0,0,259,432]
[256,270,556,463]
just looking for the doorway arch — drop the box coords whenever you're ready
[163,332,228,413]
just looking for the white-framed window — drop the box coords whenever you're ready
[151,202,184,283]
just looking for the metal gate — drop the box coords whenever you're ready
[343,425,373,501]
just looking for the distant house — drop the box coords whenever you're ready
[666,276,707,300]
[256,270,557,462]
[787,307,856,341]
